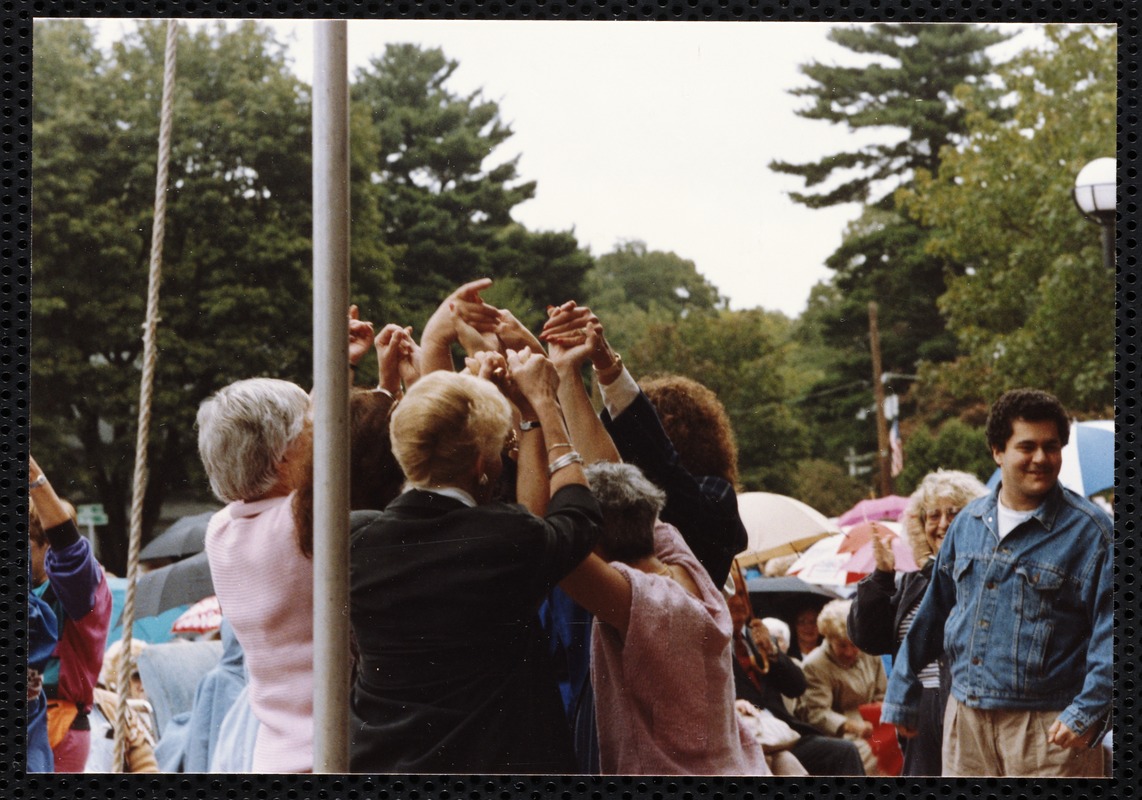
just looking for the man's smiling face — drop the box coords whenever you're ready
[992,417,1063,511]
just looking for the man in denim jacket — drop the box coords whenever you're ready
[880,389,1111,776]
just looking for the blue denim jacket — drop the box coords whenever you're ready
[881,483,1112,742]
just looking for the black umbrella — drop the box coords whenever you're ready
[139,511,218,561]
[131,551,215,619]
[746,575,839,624]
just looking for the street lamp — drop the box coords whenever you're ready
[1072,157,1117,271]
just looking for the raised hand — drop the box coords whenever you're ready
[541,303,617,373]
[348,305,376,367]
[871,528,896,573]
[374,323,415,394]
[505,346,560,410]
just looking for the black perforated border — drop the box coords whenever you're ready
[3,2,1135,798]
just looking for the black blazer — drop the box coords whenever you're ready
[348,484,601,774]
[602,391,748,589]
[847,563,934,658]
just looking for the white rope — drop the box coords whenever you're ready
[113,18,178,773]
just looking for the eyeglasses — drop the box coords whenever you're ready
[924,507,960,524]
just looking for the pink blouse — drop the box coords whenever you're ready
[591,522,769,775]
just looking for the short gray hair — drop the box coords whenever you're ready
[584,461,666,563]
[196,378,310,503]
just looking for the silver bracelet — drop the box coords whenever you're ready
[28,475,47,490]
[548,451,583,476]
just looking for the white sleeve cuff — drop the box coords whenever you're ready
[600,367,640,419]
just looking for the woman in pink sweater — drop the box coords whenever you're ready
[565,462,769,776]
[198,377,316,773]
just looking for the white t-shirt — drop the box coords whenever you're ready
[996,497,1037,539]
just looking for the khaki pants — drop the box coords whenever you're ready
[942,696,1104,777]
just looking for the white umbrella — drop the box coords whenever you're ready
[787,534,860,588]
[735,492,841,567]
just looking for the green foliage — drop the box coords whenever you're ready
[771,23,1010,208]
[352,45,590,327]
[899,25,1116,415]
[775,24,1012,474]
[621,309,809,495]
[790,459,870,518]
[895,419,996,494]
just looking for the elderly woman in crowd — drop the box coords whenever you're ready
[197,376,316,773]
[727,564,865,776]
[798,599,887,775]
[575,461,768,775]
[348,348,602,773]
[847,469,988,776]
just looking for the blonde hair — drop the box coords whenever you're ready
[390,370,512,488]
[817,598,852,640]
[906,469,989,566]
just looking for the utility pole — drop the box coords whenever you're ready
[868,302,893,497]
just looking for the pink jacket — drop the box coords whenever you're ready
[206,494,314,773]
[591,522,769,775]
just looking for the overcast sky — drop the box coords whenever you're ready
[89,19,1046,316]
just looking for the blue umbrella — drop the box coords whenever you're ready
[986,419,1114,497]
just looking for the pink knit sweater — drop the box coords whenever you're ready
[590,522,769,775]
[205,494,314,773]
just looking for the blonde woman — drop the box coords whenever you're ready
[348,352,602,773]
[847,469,987,776]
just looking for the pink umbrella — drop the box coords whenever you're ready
[170,594,222,635]
[838,520,900,555]
[837,495,911,527]
[843,535,919,576]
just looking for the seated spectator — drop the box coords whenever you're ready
[727,565,865,776]
[28,455,113,772]
[789,603,825,661]
[576,462,768,776]
[86,638,158,773]
[798,599,887,775]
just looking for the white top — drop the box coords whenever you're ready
[996,497,1036,539]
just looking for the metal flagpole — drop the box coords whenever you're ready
[311,20,352,773]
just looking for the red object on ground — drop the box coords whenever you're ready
[859,702,903,777]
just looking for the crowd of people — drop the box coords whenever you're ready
[25,279,1112,778]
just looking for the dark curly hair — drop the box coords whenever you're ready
[640,374,739,486]
[293,389,405,559]
[985,389,1070,452]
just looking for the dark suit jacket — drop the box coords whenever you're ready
[348,484,601,774]
[601,391,748,589]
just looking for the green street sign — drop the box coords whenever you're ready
[76,504,109,526]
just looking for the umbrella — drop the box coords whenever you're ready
[170,595,222,635]
[842,534,919,576]
[735,492,840,566]
[105,576,185,648]
[837,520,902,555]
[745,575,840,622]
[787,534,865,587]
[139,510,219,561]
[985,419,1114,497]
[837,495,911,527]
[132,551,215,619]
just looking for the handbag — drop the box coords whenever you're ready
[735,699,802,753]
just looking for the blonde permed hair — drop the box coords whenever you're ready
[905,469,989,567]
[390,370,512,488]
[817,598,853,640]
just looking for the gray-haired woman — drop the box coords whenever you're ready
[576,461,769,776]
[197,377,316,773]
